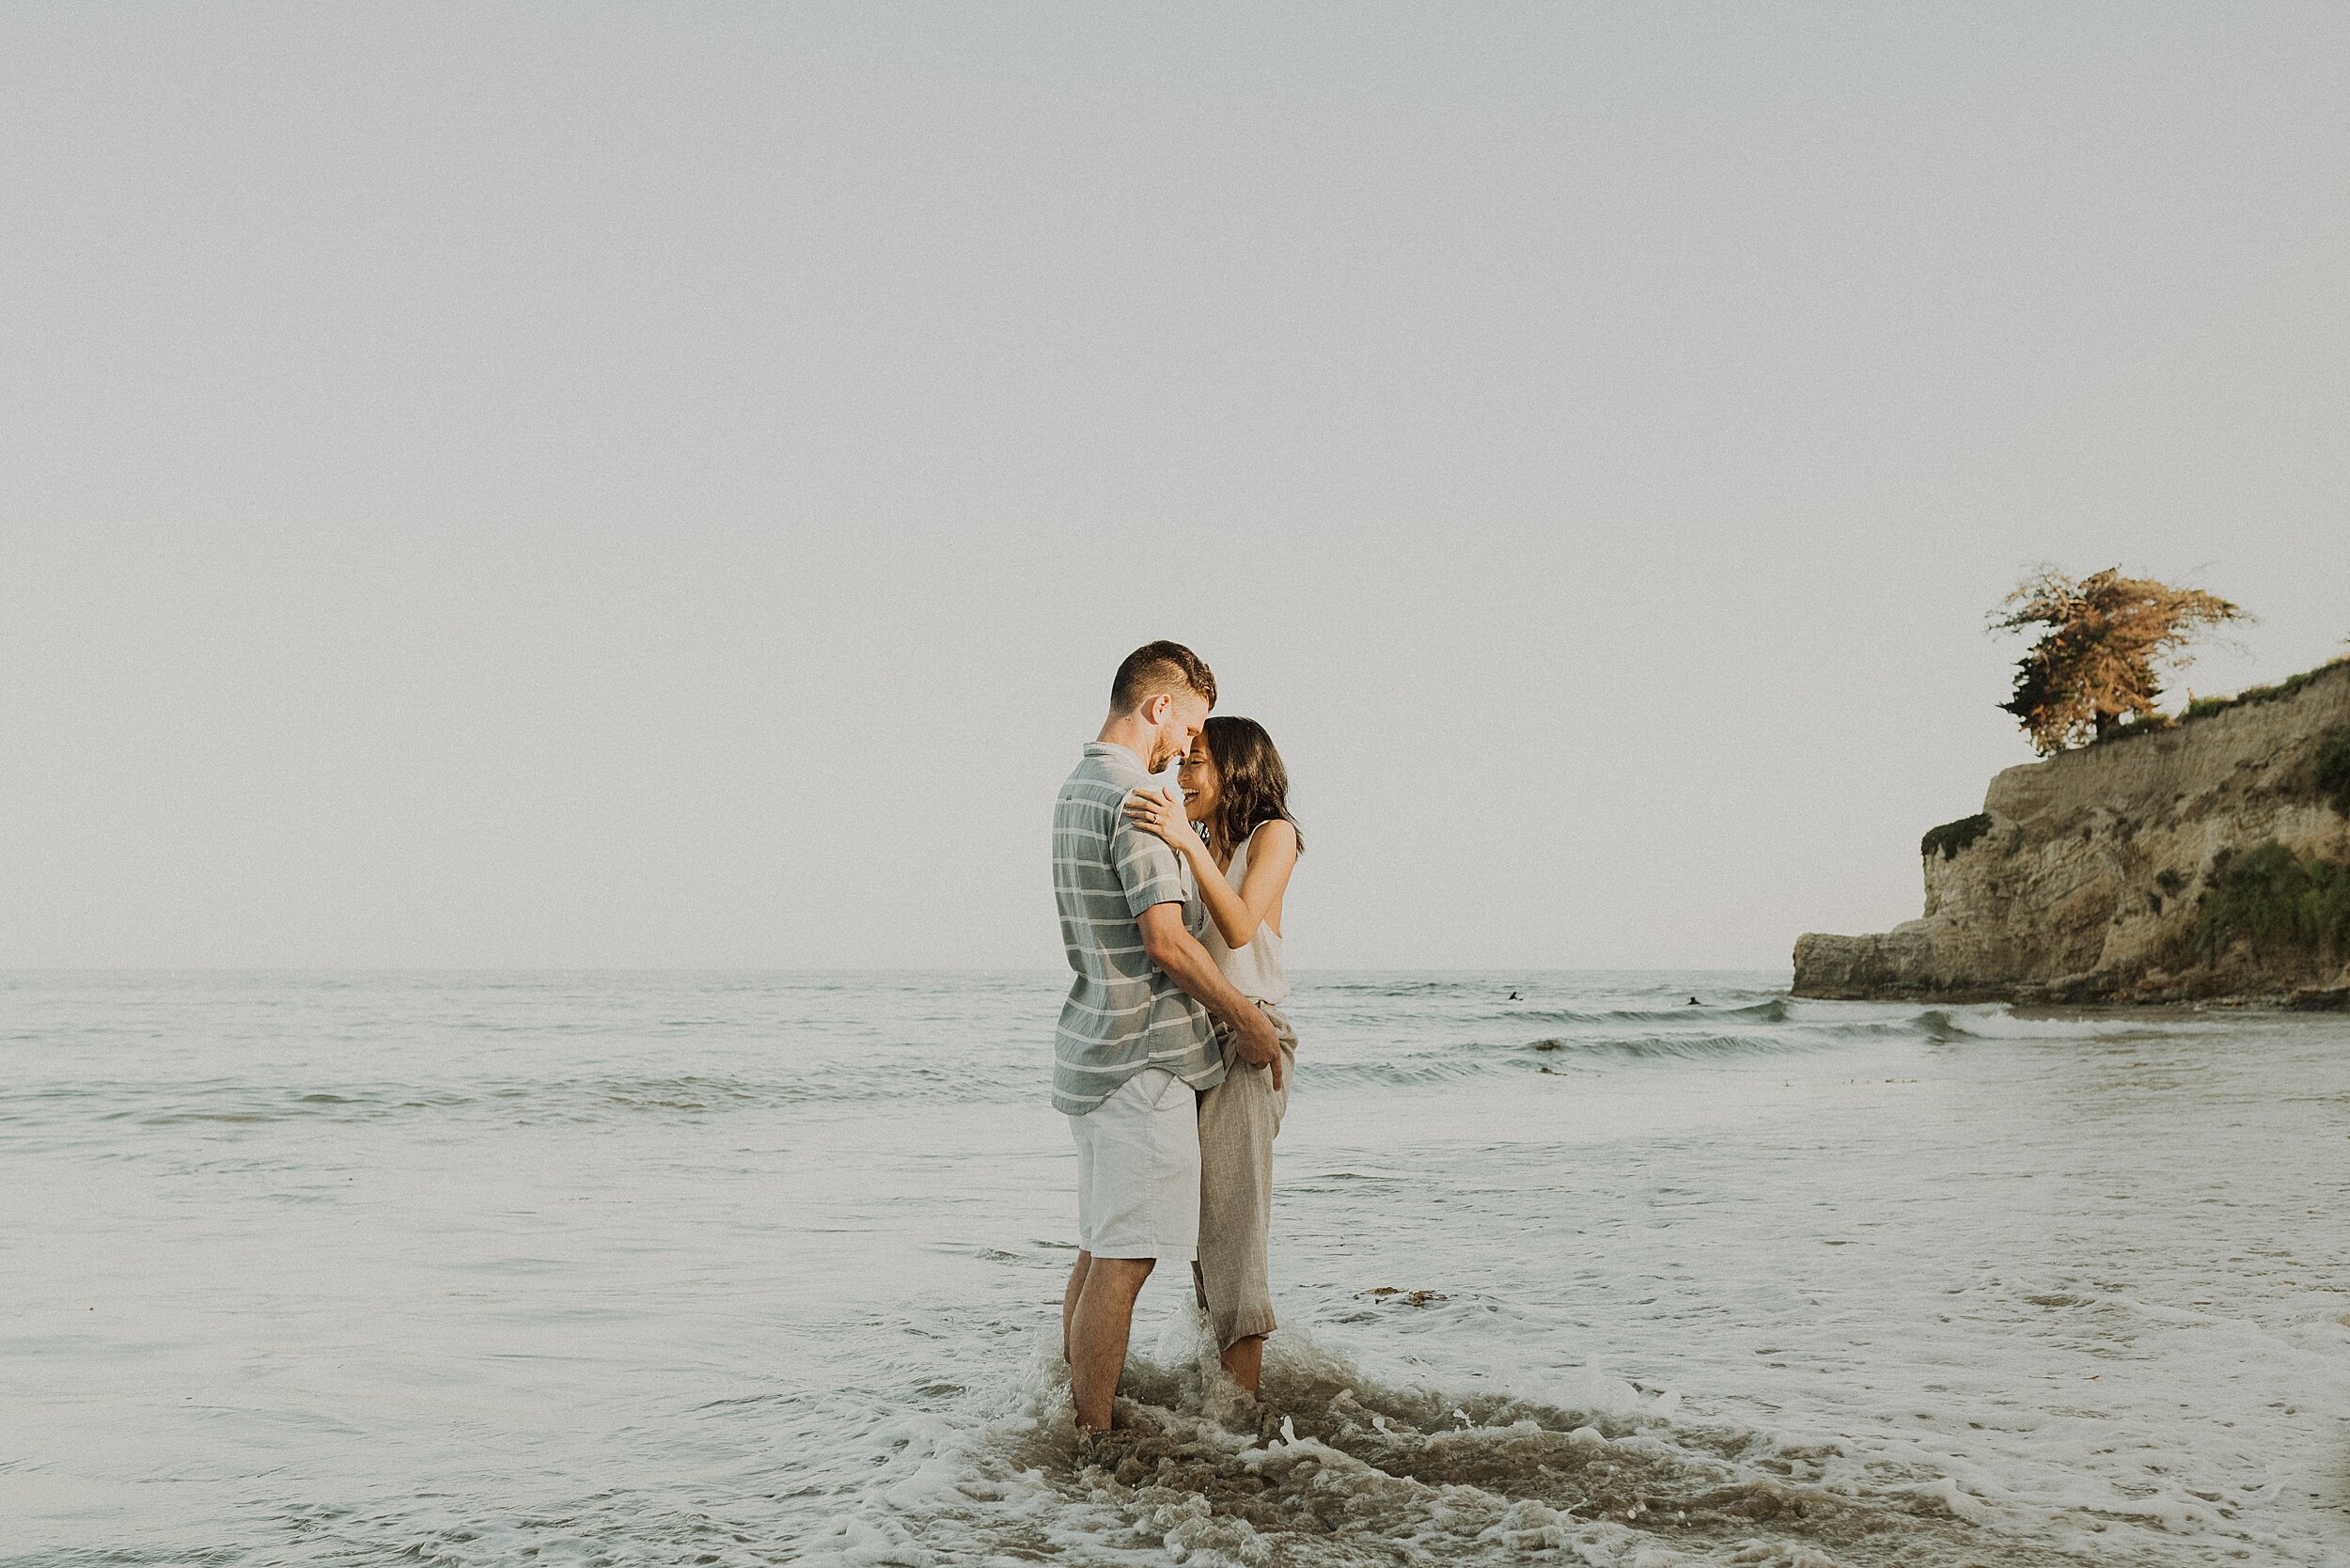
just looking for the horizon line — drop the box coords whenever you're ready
[0,963,1794,977]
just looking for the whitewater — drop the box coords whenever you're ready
[5,970,2346,1566]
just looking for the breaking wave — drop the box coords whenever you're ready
[1492,997,1797,1027]
[822,1317,2067,1567]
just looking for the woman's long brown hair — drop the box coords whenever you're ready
[1198,715,1304,863]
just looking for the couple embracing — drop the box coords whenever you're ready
[1051,640,1304,1434]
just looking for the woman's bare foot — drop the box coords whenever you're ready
[1221,1334,1265,1398]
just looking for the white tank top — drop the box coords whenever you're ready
[1201,826,1289,1004]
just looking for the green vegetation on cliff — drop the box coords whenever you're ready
[2091,657,2350,749]
[1919,813,1992,861]
[2185,655,2350,721]
[2182,840,2350,975]
[2309,723,2350,816]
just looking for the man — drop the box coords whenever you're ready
[1053,640,1284,1435]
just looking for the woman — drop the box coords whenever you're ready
[1124,715,1301,1399]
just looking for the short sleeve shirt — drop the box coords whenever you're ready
[1050,743,1224,1114]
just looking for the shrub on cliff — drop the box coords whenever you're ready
[2181,841,2350,975]
[1990,567,2245,755]
[2310,725,2350,816]
[2125,654,2350,744]
[1920,813,1993,860]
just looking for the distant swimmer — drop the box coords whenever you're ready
[1687,996,1700,1006]
[1508,990,1521,1001]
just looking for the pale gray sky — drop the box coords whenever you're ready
[4,4,2344,971]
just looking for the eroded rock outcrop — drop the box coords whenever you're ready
[1794,659,2350,1004]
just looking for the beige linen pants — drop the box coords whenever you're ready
[1191,1000,1298,1351]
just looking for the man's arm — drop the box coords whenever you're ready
[1138,902,1284,1090]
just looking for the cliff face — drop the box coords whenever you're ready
[1794,660,2350,1004]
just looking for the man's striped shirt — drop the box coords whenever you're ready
[1051,742,1224,1115]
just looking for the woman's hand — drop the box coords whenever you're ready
[1123,787,1199,854]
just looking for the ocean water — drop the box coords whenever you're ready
[5,970,2348,1568]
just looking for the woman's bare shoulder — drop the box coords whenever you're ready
[1247,819,1299,854]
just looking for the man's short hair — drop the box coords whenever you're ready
[1109,640,1216,715]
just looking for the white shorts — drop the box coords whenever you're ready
[1069,1067,1201,1261]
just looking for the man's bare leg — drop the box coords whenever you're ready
[1221,1334,1265,1399]
[1069,1255,1154,1432]
[1062,1251,1092,1363]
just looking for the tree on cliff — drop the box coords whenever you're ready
[1991,567,2245,754]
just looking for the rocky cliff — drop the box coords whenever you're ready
[1794,658,2350,1005]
